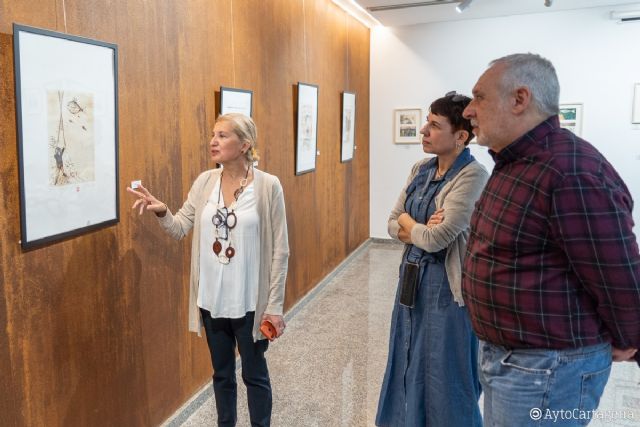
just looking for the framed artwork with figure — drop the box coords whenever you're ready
[394,108,422,144]
[295,82,319,175]
[13,24,119,249]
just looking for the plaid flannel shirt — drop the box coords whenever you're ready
[462,116,640,365]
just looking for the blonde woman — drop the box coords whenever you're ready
[127,113,289,427]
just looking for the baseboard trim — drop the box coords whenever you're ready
[369,237,402,245]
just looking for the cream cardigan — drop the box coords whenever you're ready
[157,168,289,341]
[388,157,488,306]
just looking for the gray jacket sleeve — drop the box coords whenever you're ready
[410,162,488,252]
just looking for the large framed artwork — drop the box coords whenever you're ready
[559,103,583,136]
[13,24,119,249]
[295,82,319,175]
[341,91,356,163]
[220,86,253,117]
[394,108,422,144]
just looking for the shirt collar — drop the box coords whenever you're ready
[489,115,560,167]
[451,147,473,173]
[421,147,473,176]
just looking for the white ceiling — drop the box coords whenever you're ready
[354,0,640,27]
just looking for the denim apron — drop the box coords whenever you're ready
[376,148,482,427]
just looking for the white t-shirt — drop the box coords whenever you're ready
[197,177,260,318]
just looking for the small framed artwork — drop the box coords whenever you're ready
[633,83,640,124]
[13,24,119,249]
[394,108,422,144]
[559,103,583,136]
[340,91,356,163]
[295,82,319,175]
[220,86,253,117]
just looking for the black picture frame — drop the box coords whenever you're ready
[220,86,253,117]
[13,24,119,249]
[340,91,356,163]
[295,82,319,175]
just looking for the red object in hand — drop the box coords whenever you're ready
[260,320,277,341]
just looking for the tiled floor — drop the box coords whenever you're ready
[165,240,640,426]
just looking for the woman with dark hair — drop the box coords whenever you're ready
[376,93,488,427]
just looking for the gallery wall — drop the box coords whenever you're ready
[370,5,640,239]
[0,0,370,425]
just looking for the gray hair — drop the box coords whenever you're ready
[215,113,260,162]
[490,53,560,116]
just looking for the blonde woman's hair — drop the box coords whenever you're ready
[215,113,260,162]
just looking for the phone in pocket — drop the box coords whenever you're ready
[399,261,419,308]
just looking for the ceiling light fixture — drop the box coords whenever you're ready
[456,0,474,13]
[332,0,382,28]
[368,0,459,12]
[610,10,640,23]
[544,0,553,7]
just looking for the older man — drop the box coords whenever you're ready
[462,53,640,426]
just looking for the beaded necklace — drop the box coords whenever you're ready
[211,165,251,264]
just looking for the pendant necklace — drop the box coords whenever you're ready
[211,165,251,264]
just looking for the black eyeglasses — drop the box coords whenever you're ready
[445,90,470,103]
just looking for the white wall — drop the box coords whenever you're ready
[370,5,640,239]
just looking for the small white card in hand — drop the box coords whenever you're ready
[131,180,142,189]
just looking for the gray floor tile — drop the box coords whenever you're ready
[168,241,640,426]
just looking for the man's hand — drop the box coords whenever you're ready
[612,347,637,362]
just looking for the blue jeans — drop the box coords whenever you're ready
[479,340,611,426]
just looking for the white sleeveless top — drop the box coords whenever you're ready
[197,177,260,318]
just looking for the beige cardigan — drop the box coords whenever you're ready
[157,168,289,341]
[388,158,488,305]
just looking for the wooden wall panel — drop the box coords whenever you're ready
[0,0,369,425]
[347,19,371,252]
[0,29,23,427]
